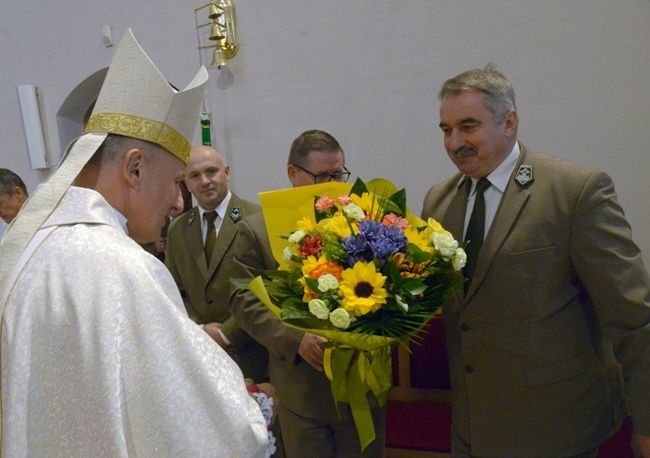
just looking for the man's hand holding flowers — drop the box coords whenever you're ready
[298,332,327,371]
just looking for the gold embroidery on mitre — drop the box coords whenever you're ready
[85,112,190,164]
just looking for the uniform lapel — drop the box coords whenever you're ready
[465,148,533,300]
[184,207,208,278]
[441,176,469,243]
[440,176,470,303]
[206,197,239,279]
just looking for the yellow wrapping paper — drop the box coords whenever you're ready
[258,179,421,269]
[259,181,352,269]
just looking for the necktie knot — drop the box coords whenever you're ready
[204,211,218,225]
[474,178,490,195]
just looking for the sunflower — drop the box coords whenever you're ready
[338,261,388,316]
[404,225,435,254]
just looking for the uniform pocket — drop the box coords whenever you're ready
[508,245,556,265]
[525,352,587,387]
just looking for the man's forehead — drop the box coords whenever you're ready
[187,150,223,169]
[308,153,343,170]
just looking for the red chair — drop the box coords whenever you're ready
[386,317,452,457]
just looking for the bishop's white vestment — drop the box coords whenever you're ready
[1,186,268,457]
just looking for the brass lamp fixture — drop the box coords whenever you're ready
[195,0,238,69]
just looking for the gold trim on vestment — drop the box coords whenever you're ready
[85,112,190,164]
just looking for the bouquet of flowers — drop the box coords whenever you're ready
[249,178,465,450]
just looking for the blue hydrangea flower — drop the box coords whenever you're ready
[344,220,407,267]
[342,235,373,266]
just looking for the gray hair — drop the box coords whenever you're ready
[86,134,162,169]
[0,169,28,197]
[439,64,516,123]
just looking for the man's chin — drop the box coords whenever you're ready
[454,160,478,177]
[128,226,164,245]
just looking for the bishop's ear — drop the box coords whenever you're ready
[123,148,145,188]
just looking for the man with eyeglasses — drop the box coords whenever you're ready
[230,130,386,457]
[289,164,351,185]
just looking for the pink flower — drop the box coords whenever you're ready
[315,196,335,212]
[382,213,408,230]
[336,195,353,206]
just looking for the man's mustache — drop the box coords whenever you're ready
[450,147,477,159]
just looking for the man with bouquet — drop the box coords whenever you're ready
[421,64,650,457]
[230,130,386,457]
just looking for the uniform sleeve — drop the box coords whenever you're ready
[229,217,305,367]
[163,218,190,310]
[569,170,650,435]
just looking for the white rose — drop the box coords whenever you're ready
[308,299,330,320]
[343,204,365,221]
[329,308,351,329]
[288,230,306,243]
[283,246,294,264]
[317,274,339,292]
[452,247,467,271]
[432,232,458,258]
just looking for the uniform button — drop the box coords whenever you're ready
[460,323,470,332]
[207,299,214,304]
[465,364,474,373]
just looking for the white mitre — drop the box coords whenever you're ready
[0,29,208,316]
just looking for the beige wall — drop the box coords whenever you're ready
[1,1,649,257]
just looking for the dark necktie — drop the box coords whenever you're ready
[204,211,218,264]
[464,178,490,288]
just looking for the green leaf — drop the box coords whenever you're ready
[385,260,403,289]
[401,277,427,296]
[322,240,349,265]
[280,297,311,319]
[408,243,432,264]
[389,188,407,215]
[349,177,368,197]
[395,294,409,313]
[376,195,402,216]
[304,277,320,294]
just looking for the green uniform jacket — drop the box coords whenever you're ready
[421,145,650,457]
[165,193,269,381]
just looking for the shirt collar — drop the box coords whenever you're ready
[484,141,520,193]
[459,141,520,193]
[198,189,232,221]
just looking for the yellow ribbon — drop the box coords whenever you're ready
[249,276,395,451]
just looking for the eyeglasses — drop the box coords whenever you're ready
[292,164,351,184]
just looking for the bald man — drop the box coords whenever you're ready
[164,146,269,382]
